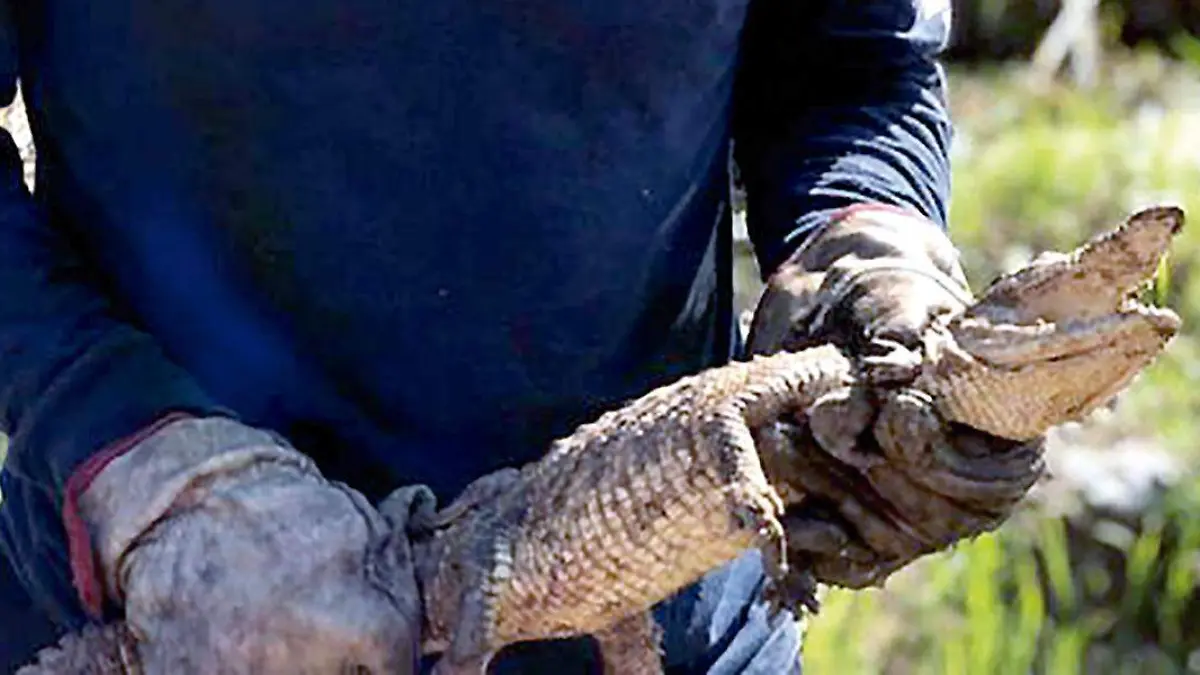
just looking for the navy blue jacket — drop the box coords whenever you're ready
[0,0,952,641]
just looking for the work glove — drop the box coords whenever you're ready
[70,415,423,674]
[746,205,1046,590]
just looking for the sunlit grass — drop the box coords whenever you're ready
[803,499,1200,674]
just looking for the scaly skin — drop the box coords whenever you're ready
[19,206,1183,675]
[916,204,1183,441]
[413,345,856,673]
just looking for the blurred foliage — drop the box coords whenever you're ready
[946,0,1200,62]
[804,480,1200,674]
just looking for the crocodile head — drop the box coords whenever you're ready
[916,204,1184,441]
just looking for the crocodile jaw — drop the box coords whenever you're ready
[917,306,1180,442]
[913,204,1184,442]
[966,204,1184,325]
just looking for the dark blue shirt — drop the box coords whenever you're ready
[0,0,952,631]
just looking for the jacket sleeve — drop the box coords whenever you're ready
[732,0,954,276]
[0,3,224,607]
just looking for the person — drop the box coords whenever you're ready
[0,0,1042,672]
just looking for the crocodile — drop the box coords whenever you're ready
[17,205,1184,674]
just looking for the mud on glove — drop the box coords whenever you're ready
[746,206,1045,590]
[69,415,424,674]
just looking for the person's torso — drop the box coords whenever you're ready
[12,0,750,497]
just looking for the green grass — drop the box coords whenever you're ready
[805,486,1200,674]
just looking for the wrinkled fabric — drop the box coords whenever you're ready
[77,416,423,674]
[0,0,955,669]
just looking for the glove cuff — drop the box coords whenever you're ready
[69,415,318,611]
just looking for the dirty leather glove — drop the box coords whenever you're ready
[748,205,975,357]
[746,206,1046,589]
[75,416,422,674]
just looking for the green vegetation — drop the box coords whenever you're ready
[803,483,1200,673]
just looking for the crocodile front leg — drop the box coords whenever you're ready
[414,347,857,672]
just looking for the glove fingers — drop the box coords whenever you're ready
[914,437,1045,506]
[773,399,1044,590]
[863,466,1005,548]
[123,481,422,674]
[133,566,420,674]
[775,422,926,559]
[810,553,908,590]
[781,511,851,554]
[874,391,1046,503]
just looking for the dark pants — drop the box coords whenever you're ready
[1,548,801,674]
[0,549,64,674]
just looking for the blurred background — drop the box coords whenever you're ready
[0,1,1198,673]
[732,2,1200,673]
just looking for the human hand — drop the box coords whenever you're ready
[74,416,422,674]
[746,206,1045,590]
